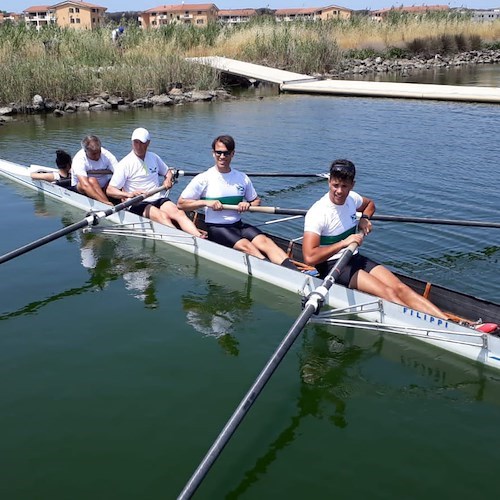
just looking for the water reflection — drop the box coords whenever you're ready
[226,320,500,497]
[182,278,254,356]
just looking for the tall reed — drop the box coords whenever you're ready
[0,16,499,107]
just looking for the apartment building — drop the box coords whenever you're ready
[471,8,500,22]
[371,5,450,21]
[275,5,351,22]
[0,12,22,23]
[23,1,107,30]
[218,9,257,24]
[140,3,219,28]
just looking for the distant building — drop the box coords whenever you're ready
[218,8,257,24]
[371,4,450,22]
[275,8,318,22]
[23,1,107,30]
[275,5,351,22]
[139,3,351,27]
[140,3,219,28]
[471,8,500,22]
[0,11,22,23]
[315,4,352,20]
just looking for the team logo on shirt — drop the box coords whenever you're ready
[236,184,244,195]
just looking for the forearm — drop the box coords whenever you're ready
[106,185,130,199]
[177,197,207,211]
[303,241,348,266]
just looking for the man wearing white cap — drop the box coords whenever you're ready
[106,128,205,238]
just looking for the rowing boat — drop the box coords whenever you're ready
[1,158,500,371]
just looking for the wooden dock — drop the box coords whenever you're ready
[189,56,500,104]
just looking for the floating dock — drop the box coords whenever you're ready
[190,56,500,104]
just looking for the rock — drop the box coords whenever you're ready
[32,94,44,106]
[0,107,15,116]
[150,94,174,106]
[189,90,214,101]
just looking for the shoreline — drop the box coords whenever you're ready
[1,49,499,124]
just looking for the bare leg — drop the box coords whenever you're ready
[144,202,205,238]
[251,234,289,265]
[351,265,448,320]
[160,201,206,238]
[233,238,267,259]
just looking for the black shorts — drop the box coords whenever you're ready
[206,221,262,248]
[316,253,379,286]
[129,197,170,216]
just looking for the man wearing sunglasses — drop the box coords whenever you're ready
[178,135,297,269]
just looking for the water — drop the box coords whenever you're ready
[1,80,500,498]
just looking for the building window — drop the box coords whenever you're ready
[75,8,80,13]
[69,8,74,13]
[70,18,75,23]
[198,11,202,14]
[76,18,80,23]
[197,18,204,24]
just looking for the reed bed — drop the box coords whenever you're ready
[0,15,499,107]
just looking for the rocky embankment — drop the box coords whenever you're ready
[326,49,500,78]
[0,88,233,124]
[1,49,499,124]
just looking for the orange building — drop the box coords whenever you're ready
[23,1,106,30]
[140,3,219,28]
[371,5,450,22]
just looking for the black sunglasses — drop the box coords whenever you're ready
[214,150,233,157]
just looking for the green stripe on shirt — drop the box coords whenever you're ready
[202,195,244,204]
[320,226,356,245]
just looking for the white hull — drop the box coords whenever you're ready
[2,158,500,370]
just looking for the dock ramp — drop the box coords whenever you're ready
[189,56,500,104]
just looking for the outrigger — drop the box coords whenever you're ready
[1,158,500,372]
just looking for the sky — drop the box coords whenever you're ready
[2,0,499,14]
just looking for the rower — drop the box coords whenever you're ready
[71,135,118,206]
[30,149,72,188]
[302,159,452,321]
[177,134,298,270]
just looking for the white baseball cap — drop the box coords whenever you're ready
[131,127,150,143]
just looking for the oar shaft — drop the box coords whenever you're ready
[177,170,326,178]
[0,185,167,265]
[221,205,500,229]
[0,217,94,265]
[370,214,500,228]
[177,242,358,499]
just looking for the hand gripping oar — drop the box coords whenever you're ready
[177,240,359,499]
[0,185,167,265]
[220,205,500,229]
[176,170,328,179]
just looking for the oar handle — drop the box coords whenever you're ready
[105,185,167,215]
[221,204,307,216]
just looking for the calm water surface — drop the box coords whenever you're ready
[1,83,500,499]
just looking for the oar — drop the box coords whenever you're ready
[0,185,167,265]
[220,205,500,229]
[177,241,358,499]
[175,170,328,179]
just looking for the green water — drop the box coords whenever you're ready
[1,91,500,498]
